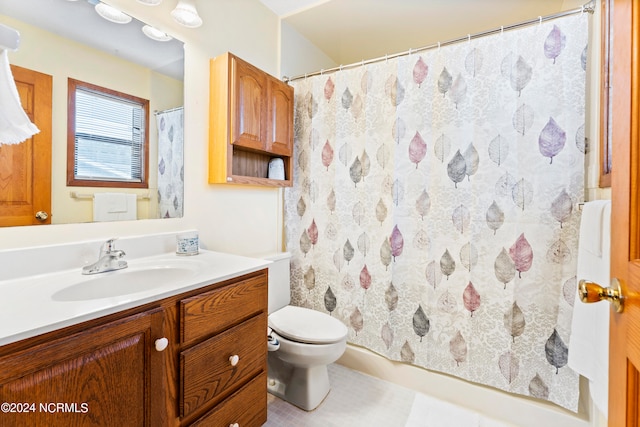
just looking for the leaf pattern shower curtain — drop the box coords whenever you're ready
[285,13,587,410]
[156,107,184,218]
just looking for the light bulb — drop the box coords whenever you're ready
[94,2,132,24]
[171,0,202,28]
[142,25,172,42]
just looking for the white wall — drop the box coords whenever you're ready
[280,21,337,80]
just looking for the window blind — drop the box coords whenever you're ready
[74,87,145,182]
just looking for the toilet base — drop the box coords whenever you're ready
[267,358,331,411]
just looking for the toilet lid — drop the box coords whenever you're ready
[269,305,348,344]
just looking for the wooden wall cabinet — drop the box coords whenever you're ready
[209,52,294,187]
[0,270,269,427]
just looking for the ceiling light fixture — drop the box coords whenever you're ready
[171,0,202,28]
[136,0,163,5]
[94,2,132,24]
[142,25,173,42]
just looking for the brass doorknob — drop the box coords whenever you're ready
[35,211,49,221]
[578,278,624,313]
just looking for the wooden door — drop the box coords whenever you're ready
[609,0,640,424]
[0,309,166,427]
[231,55,267,152]
[267,76,293,157]
[0,65,52,226]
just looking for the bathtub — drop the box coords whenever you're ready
[337,344,605,427]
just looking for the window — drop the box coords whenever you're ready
[67,79,149,188]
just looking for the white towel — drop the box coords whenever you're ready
[93,193,137,222]
[568,200,611,417]
[0,49,40,145]
[580,199,609,257]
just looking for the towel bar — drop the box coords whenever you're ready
[70,191,151,200]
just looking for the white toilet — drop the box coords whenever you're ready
[264,252,348,411]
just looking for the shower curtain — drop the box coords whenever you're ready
[156,107,184,218]
[285,13,587,410]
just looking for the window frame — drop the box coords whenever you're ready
[67,78,150,188]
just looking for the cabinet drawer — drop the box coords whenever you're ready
[190,371,267,427]
[180,271,267,343]
[181,313,267,418]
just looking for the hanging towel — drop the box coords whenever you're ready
[93,193,137,222]
[568,200,611,418]
[0,49,40,145]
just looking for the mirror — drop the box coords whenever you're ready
[0,0,184,225]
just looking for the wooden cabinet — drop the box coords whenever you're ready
[0,269,269,427]
[209,52,294,186]
[179,273,268,425]
[0,308,166,427]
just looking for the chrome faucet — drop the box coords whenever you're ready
[82,238,128,275]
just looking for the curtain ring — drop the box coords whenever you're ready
[320,69,324,75]
[437,41,441,51]
[467,34,471,43]
[304,73,307,81]
[385,54,388,63]
[501,25,504,35]
[339,64,343,71]
[538,16,542,26]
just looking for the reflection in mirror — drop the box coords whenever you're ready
[0,0,184,226]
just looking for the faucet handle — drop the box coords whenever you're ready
[100,238,118,255]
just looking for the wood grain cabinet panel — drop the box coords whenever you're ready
[0,308,165,427]
[180,271,267,344]
[267,75,294,157]
[232,59,267,151]
[190,372,267,427]
[180,314,267,418]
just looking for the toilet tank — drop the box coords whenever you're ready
[262,252,292,314]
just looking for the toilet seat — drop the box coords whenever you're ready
[269,305,348,345]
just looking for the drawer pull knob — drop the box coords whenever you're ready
[229,354,239,366]
[155,337,169,352]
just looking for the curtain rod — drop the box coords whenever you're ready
[154,106,183,115]
[283,2,594,83]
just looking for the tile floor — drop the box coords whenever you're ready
[265,364,515,427]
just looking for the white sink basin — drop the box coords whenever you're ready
[52,261,201,301]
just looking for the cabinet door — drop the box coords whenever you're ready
[0,309,166,427]
[267,77,294,157]
[231,56,268,152]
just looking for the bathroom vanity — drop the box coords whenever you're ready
[0,236,270,427]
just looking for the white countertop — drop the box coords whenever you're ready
[0,249,270,346]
